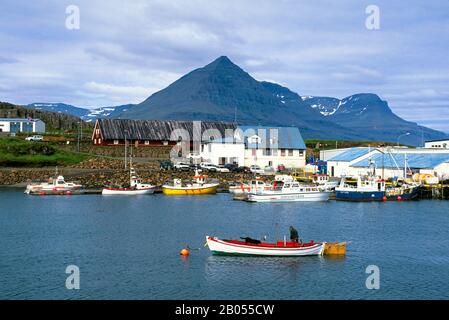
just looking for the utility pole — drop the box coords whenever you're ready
[77,121,81,153]
[124,129,128,170]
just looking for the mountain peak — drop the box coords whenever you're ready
[202,55,241,72]
[212,55,233,64]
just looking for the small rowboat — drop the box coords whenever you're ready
[206,236,325,257]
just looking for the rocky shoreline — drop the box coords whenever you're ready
[0,158,259,189]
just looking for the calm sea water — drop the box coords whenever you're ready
[1,188,448,300]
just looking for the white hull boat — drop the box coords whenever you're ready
[206,236,325,256]
[101,166,155,195]
[25,175,82,194]
[101,187,155,195]
[247,190,330,202]
[245,176,329,202]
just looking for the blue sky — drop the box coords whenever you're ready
[0,0,448,132]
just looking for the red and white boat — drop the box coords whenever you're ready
[25,175,82,194]
[206,236,325,257]
[229,178,270,195]
[102,167,155,195]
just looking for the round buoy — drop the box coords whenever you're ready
[180,248,190,256]
[383,196,387,201]
[397,196,402,201]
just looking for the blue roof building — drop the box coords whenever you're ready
[325,146,449,179]
[352,153,449,169]
[237,126,306,150]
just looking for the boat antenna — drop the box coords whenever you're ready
[234,105,237,124]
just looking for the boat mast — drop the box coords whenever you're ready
[404,153,407,180]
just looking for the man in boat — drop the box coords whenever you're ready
[289,226,300,243]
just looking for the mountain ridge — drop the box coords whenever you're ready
[24,56,448,145]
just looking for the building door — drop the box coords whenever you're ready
[219,157,226,165]
[10,122,20,133]
[331,166,334,176]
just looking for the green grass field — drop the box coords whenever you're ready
[0,138,88,167]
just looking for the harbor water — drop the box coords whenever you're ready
[1,188,449,299]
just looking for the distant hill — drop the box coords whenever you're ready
[0,102,89,131]
[116,56,364,140]
[26,103,135,123]
[301,94,446,146]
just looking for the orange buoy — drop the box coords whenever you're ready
[180,248,190,256]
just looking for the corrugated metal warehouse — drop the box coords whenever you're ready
[92,119,237,147]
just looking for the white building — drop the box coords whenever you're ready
[200,137,245,166]
[325,146,449,180]
[425,139,449,149]
[200,126,307,169]
[0,118,45,133]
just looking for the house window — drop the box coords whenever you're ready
[201,144,205,152]
[288,149,293,156]
[281,149,286,156]
[299,150,304,156]
[263,149,272,156]
[163,141,169,146]
[98,138,102,144]
[272,149,278,156]
[144,141,150,145]
[114,140,119,145]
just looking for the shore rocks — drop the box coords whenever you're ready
[0,164,260,189]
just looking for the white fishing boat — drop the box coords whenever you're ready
[102,167,155,195]
[25,175,82,194]
[246,175,329,202]
[229,178,270,194]
[206,236,325,256]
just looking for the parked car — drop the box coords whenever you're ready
[159,160,174,171]
[264,166,275,174]
[224,163,238,172]
[25,135,43,141]
[174,162,190,171]
[189,164,202,172]
[277,164,286,172]
[216,165,230,173]
[200,162,217,172]
[249,165,264,174]
[236,166,251,173]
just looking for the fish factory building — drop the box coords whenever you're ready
[324,147,449,181]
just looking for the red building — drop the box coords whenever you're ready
[92,119,237,147]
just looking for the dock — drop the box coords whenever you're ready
[419,184,449,200]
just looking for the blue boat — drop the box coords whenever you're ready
[335,176,420,202]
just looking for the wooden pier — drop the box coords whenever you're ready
[419,184,449,200]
